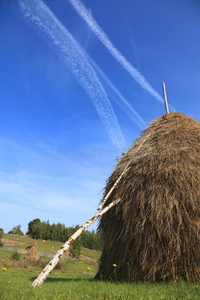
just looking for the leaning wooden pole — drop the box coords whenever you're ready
[31,198,121,287]
[97,163,129,211]
[162,82,169,114]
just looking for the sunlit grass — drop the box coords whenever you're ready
[1,267,200,300]
[2,236,200,299]
[81,247,101,260]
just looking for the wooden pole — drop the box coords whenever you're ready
[162,82,169,114]
[97,163,129,210]
[31,198,121,288]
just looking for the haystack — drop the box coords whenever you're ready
[25,246,40,261]
[95,113,200,282]
[26,239,37,250]
[25,240,39,261]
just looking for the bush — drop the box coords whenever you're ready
[69,238,81,259]
[11,251,20,261]
[55,262,65,271]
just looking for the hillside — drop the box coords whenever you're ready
[1,234,101,261]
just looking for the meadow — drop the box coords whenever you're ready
[1,235,200,299]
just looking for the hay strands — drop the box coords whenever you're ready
[31,198,121,287]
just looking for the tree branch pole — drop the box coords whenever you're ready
[162,82,169,114]
[31,198,121,288]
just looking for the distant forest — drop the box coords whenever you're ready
[24,218,103,250]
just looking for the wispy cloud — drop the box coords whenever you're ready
[0,137,110,233]
[68,0,164,104]
[16,0,126,148]
[0,169,103,233]
[0,170,99,212]
[89,58,146,129]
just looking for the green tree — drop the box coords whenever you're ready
[81,229,102,250]
[81,231,93,249]
[93,230,102,250]
[56,223,65,241]
[31,224,41,239]
[11,225,24,235]
[0,228,4,246]
[51,223,58,241]
[35,221,47,239]
[27,218,41,235]
[69,238,81,259]
[43,220,51,240]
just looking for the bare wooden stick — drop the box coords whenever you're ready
[31,198,121,288]
[162,82,169,114]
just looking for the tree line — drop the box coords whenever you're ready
[27,219,102,250]
[0,228,3,246]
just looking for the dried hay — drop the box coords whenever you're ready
[2,238,24,247]
[25,246,40,261]
[26,239,37,250]
[31,240,37,248]
[95,113,200,282]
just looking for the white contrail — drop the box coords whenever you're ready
[68,0,164,104]
[89,58,146,129]
[15,0,126,149]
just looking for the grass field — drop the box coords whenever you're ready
[1,266,200,300]
[1,235,200,299]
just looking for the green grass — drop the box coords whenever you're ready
[2,236,200,299]
[81,247,101,260]
[1,266,200,299]
[0,250,16,260]
[1,249,200,299]
[3,235,32,244]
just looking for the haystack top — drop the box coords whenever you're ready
[116,112,200,175]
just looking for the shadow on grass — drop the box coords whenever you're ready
[29,277,95,283]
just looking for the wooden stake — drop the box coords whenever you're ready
[162,82,169,114]
[31,198,121,288]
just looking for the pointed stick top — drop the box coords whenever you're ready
[162,82,169,114]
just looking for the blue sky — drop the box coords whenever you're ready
[0,0,200,234]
